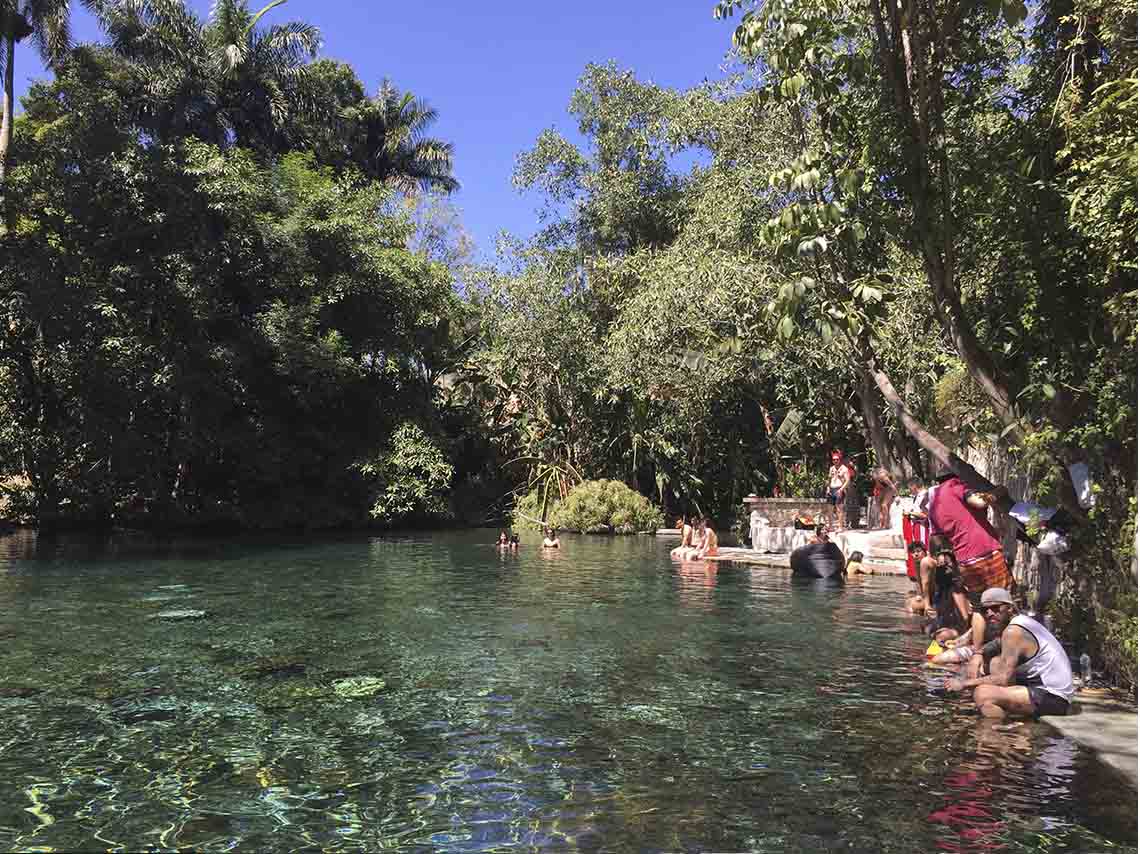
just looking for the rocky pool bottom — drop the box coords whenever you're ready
[0,529,1134,852]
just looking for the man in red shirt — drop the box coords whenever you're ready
[928,471,1015,609]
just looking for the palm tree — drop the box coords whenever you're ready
[345,78,458,195]
[101,0,320,151]
[1,0,99,185]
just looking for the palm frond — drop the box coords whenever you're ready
[26,0,74,65]
[243,0,285,37]
[262,20,320,64]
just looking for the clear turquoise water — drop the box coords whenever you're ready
[0,529,1133,852]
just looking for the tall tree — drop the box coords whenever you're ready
[344,78,458,194]
[1,0,98,190]
[101,0,320,152]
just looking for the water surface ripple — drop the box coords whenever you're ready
[0,529,1133,852]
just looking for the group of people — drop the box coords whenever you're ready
[669,516,719,560]
[496,529,561,549]
[899,469,1074,719]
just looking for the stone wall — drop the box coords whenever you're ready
[742,497,831,527]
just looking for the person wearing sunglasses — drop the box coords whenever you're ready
[943,587,1073,718]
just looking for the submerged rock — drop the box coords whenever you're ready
[260,681,332,708]
[111,697,179,724]
[239,656,307,680]
[150,609,208,621]
[0,684,42,699]
[332,676,387,699]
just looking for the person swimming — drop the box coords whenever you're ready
[497,530,510,548]
[542,528,561,548]
[509,533,520,549]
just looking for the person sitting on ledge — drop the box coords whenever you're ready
[671,516,694,559]
[696,516,719,558]
[905,540,940,615]
[943,587,1073,718]
[925,542,973,642]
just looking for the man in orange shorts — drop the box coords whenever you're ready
[928,470,1015,612]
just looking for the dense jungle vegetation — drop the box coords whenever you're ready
[0,0,1134,681]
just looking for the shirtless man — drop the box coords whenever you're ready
[671,516,694,559]
[944,587,1074,718]
[826,450,851,531]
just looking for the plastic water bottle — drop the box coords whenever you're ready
[1079,653,1092,687]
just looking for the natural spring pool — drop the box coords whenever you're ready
[0,529,1134,852]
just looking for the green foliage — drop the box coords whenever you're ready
[357,423,454,528]
[547,479,664,534]
[779,461,825,499]
[510,488,554,532]
[0,47,458,529]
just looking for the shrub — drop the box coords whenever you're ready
[511,489,548,532]
[356,423,454,528]
[548,479,663,534]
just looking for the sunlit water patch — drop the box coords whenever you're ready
[0,529,1133,852]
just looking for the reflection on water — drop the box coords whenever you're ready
[0,529,1134,852]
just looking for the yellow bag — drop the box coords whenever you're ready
[926,639,944,658]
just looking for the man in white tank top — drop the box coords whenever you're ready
[944,587,1074,718]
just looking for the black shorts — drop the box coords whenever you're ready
[1028,686,1070,717]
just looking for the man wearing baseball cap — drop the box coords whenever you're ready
[943,587,1074,718]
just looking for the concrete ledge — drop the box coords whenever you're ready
[1040,691,1138,789]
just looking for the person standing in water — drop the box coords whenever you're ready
[542,528,561,548]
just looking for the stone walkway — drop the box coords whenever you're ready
[1043,689,1138,789]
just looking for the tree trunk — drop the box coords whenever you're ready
[856,370,904,479]
[1,31,14,217]
[862,350,1011,508]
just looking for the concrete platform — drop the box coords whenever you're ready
[1042,690,1138,789]
[659,525,910,575]
[692,547,908,575]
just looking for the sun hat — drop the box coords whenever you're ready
[980,587,1014,608]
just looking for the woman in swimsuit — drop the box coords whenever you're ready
[871,467,898,530]
[681,518,706,560]
[697,516,719,558]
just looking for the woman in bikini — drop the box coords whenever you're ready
[697,516,719,558]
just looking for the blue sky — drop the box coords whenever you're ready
[15,0,735,259]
